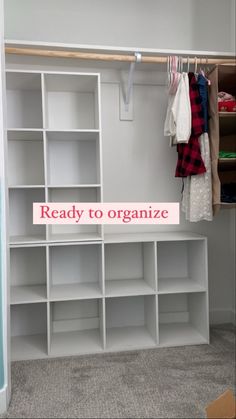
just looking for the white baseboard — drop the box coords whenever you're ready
[0,385,7,415]
[210,309,236,325]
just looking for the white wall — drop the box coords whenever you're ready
[4,0,235,52]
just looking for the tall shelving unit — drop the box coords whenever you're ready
[6,69,209,362]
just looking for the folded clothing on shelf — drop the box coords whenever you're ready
[221,183,236,203]
[219,151,236,159]
[218,91,235,102]
[218,100,236,112]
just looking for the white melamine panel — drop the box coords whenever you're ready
[105,242,156,297]
[47,132,99,186]
[8,130,44,186]
[50,299,104,356]
[158,292,209,346]
[49,243,103,300]
[10,246,47,304]
[44,74,99,130]
[11,303,47,361]
[6,72,43,128]
[106,295,157,349]
[48,187,102,241]
[9,188,46,244]
[157,240,207,293]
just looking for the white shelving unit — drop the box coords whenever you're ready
[6,69,209,361]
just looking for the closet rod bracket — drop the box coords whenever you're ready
[120,52,141,121]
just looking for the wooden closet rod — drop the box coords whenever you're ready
[5,47,236,64]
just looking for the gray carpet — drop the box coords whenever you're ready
[2,325,235,419]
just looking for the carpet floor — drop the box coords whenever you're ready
[2,324,235,419]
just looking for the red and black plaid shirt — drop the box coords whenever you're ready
[175,72,206,177]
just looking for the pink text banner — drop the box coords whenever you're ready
[33,203,180,225]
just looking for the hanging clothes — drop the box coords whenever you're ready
[182,73,213,222]
[182,133,213,221]
[164,72,191,145]
[175,72,206,177]
[197,73,209,133]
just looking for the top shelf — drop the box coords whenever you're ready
[104,231,206,244]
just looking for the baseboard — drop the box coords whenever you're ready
[0,385,7,414]
[210,309,235,325]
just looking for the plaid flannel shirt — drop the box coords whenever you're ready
[175,72,206,177]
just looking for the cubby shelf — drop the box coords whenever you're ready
[7,70,209,361]
[105,279,155,298]
[158,278,206,294]
[11,335,48,361]
[158,323,208,347]
[11,285,47,305]
[50,330,103,357]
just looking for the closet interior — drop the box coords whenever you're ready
[6,47,235,361]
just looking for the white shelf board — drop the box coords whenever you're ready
[5,39,235,57]
[104,231,206,243]
[11,334,47,361]
[7,129,44,140]
[50,330,103,357]
[11,285,47,305]
[159,323,208,347]
[9,185,45,189]
[10,235,46,245]
[106,326,156,350]
[105,278,155,297]
[49,233,102,242]
[47,184,101,189]
[158,278,206,294]
[7,128,43,132]
[46,130,100,138]
[50,283,102,301]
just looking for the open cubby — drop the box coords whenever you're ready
[44,74,99,130]
[48,187,102,241]
[158,292,209,347]
[11,303,47,361]
[106,295,157,350]
[157,240,207,294]
[10,246,47,304]
[46,131,100,186]
[6,72,43,129]
[9,188,46,244]
[50,299,104,356]
[49,243,103,300]
[8,130,44,186]
[105,242,156,297]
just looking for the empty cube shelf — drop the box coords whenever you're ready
[106,295,157,350]
[46,131,100,186]
[158,292,209,347]
[8,130,44,186]
[105,242,156,297]
[11,303,47,361]
[49,299,104,356]
[157,240,207,294]
[10,246,47,304]
[48,187,102,242]
[44,74,99,130]
[49,243,103,300]
[6,72,43,129]
[9,188,46,244]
